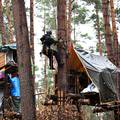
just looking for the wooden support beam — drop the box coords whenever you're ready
[93,107,106,113]
[66,93,90,105]
[93,104,120,113]
[66,93,83,99]
[78,99,90,105]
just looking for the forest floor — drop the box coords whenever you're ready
[36,105,84,120]
[36,104,115,120]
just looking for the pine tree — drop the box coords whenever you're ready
[5,0,14,43]
[82,0,103,55]
[102,0,113,62]
[30,0,35,87]
[57,0,67,92]
[0,0,7,45]
[110,0,119,67]
[12,0,36,119]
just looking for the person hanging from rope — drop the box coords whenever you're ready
[40,31,63,69]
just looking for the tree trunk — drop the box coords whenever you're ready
[67,0,72,43]
[44,57,48,95]
[30,0,35,79]
[42,2,48,96]
[0,0,6,45]
[5,0,14,43]
[57,0,67,107]
[57,0,67,92]
[110,1,120,119]
[102,0,113,62]
[13,0,36,120]
[110,0,119,67]
[95,3,102,56]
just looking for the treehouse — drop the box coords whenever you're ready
[0,43,17,108]
[54,45,120,111]
[0,43,17,68]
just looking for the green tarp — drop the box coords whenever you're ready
[76,48,120,103]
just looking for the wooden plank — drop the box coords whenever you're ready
[93,104,120,113]
[0,53,5,68]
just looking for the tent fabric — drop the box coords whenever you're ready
[75,48,116,71]
[69,47,119,103]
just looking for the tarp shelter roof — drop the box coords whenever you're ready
[0,43,16,52]
[68,45,119,103]
[75,48,116,72]
[0,44,17,73]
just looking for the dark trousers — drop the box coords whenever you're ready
[42,45,63,69]
[48,50,62,69]
[12,96,20,113]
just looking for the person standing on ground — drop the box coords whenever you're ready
[9,71,20,114]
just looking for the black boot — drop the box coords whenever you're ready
[49,59,55,70]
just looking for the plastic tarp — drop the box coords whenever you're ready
[73,48,119,103]
[0,43,16,52]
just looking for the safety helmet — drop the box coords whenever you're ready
[46,31,52,35]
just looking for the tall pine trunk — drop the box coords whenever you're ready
[95,3,102,56]
[110,0,119,67]
[102,0,113,62]
[30,0,35,88]
[13,0,36,120]
[110,1,120,119]
[67,0,72,44]
[43,1,48,95]
[5,0,14,43]
[0,0,6,45]
[44,57,47,95]
[57,0,67,94]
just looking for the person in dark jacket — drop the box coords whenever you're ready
[40,31,56,49]
[40,31,62,69]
